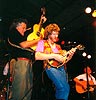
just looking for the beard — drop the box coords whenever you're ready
[50,36,58,43]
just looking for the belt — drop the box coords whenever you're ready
[17,57,30,61]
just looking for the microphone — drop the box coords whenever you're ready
[92,72,96,74]
[67,41,76,44]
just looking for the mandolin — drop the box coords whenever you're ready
[27,7,46,50]
[46,44,85,68]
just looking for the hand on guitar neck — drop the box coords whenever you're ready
[40,15,47,24]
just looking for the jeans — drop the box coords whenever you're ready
[46,66,70,100]
[11,59,33,100]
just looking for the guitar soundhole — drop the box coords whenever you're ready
[79,79,83,81]
[37,32,40,36]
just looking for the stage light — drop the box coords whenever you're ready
[92,10,96,17]
[61,40,65,45]
[82,52,91,60]
[82,52,87,57]
[87,55,91,59]
[84,7,96,18]
[85,7,92,14]
[91,0,96,17]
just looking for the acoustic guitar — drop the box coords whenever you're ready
[75,80,96,94]
[46,44,85,68]
[27,7,46,50]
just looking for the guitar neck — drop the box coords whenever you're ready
[38,20,43,32]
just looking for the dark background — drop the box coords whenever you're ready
[0,0,96,99]
[0,0,96,90]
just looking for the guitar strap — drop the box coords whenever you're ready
[7,38,35,62]
[43,40,53,69]
[43,40,63,69]
[89,75,93,81]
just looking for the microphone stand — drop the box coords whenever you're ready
[85,66,90,100]
[82,52,92,100]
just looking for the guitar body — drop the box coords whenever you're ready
[75,80,94,94]
[47,50,67,68]
[47,59,64,68]
[27,24,44,50]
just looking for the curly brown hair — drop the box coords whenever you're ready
[44,23,60,39]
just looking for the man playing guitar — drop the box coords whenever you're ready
[73,66,96,100]
[35,23,76,100]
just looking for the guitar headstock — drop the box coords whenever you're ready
[41,7,46,16]
[76,44,85,50]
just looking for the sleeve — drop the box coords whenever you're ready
[36,40,44,52]
[76,74,84,80]
[9,29,25,45]
[91,76,96,85]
